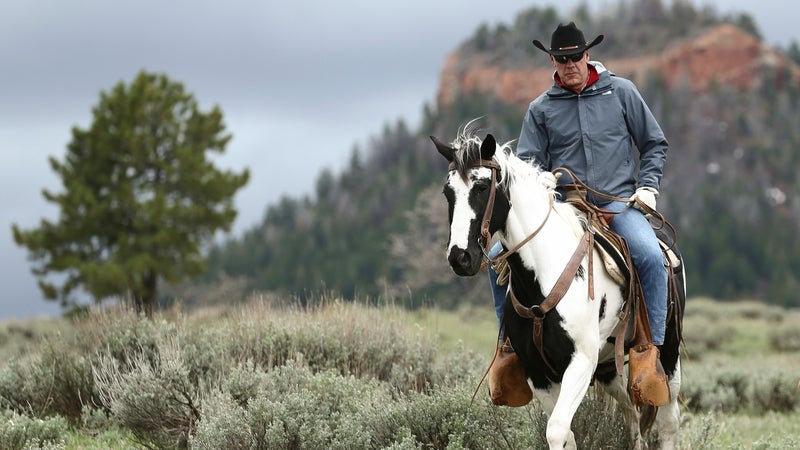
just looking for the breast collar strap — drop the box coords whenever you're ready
[509,228,595,373]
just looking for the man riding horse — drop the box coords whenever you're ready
[487,21,671,399]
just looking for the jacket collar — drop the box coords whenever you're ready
[554,63,600,93]
[548,61,613,97]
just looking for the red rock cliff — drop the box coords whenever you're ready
[437,24,800,110]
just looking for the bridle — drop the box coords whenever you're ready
[448,158,555,271]
[448,158,502,259]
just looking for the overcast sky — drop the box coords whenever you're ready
[1,0,795,320]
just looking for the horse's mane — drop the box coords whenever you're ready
[450,119,540,194]
[452,119,586,234]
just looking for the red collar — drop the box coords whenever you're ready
[554,64,599,94]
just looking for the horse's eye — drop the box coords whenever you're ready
[443,186,454,201]
[474,182,489,193]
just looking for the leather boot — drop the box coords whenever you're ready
[487,337,532,407]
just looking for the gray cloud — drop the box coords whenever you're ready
[1,0,794,319]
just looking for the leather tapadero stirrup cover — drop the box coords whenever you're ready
[627,284,670,406]
[488,341,533,407]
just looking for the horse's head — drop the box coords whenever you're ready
[430,131,511,277]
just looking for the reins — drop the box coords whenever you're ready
[480,196,554,271]
[553,167,680,251]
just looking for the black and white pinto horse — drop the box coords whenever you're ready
[432,128,685,449]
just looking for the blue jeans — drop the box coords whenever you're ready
[488,242,507,337]
[488,201,668,345]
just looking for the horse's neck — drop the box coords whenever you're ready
[500,185,582,288]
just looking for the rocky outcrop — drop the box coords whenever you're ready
[437,24,800,109]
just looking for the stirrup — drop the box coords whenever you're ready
[488,336,532,407]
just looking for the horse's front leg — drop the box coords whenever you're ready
[546,350,597,450]
[654,358,682,449]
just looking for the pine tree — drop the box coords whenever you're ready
[12,71,249,316]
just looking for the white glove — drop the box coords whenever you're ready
[631,187,658,212]
[538,171,561,190]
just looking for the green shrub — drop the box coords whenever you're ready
[222,361,271,408]
[5,298,798,448]
[188,391,250,450]
[0,363,30,413]
[750,373,800,413]
[93,337,203,450]
[224,321,293,369]
[195,360,488,449]
[681,315,737,357]
[727,301,785,322]
[239,303,440,390]
[683,297,723,321]
[0,309,177,424]
[192,361,390,450]
[678,412,721,449]
[0,410,68,450]
[683,368,748,413]
[682,364,800,415]
[750,433,799,449]
[254,361,390,449]
[367,386,512,449]
[178,327,231,384]
[79,404,116,434]
[571,390,632,449]
[191,357,639,450]
[176,302,443,393]
[767,323,800,352]
[0,338,94,422]
[100,314,174,367]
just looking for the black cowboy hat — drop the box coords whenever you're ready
[532,22,604,56]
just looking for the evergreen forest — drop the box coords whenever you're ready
[198,0,800,309]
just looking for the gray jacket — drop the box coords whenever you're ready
[517,61,668,202]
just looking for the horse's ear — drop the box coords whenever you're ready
[480,134,497,160]
[430,136,455,162]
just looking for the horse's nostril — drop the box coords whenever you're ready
[448,247,471,269]
[458,252,471,266]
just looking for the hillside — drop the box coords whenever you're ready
[438,24,800,108]
[192,0,800,309]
